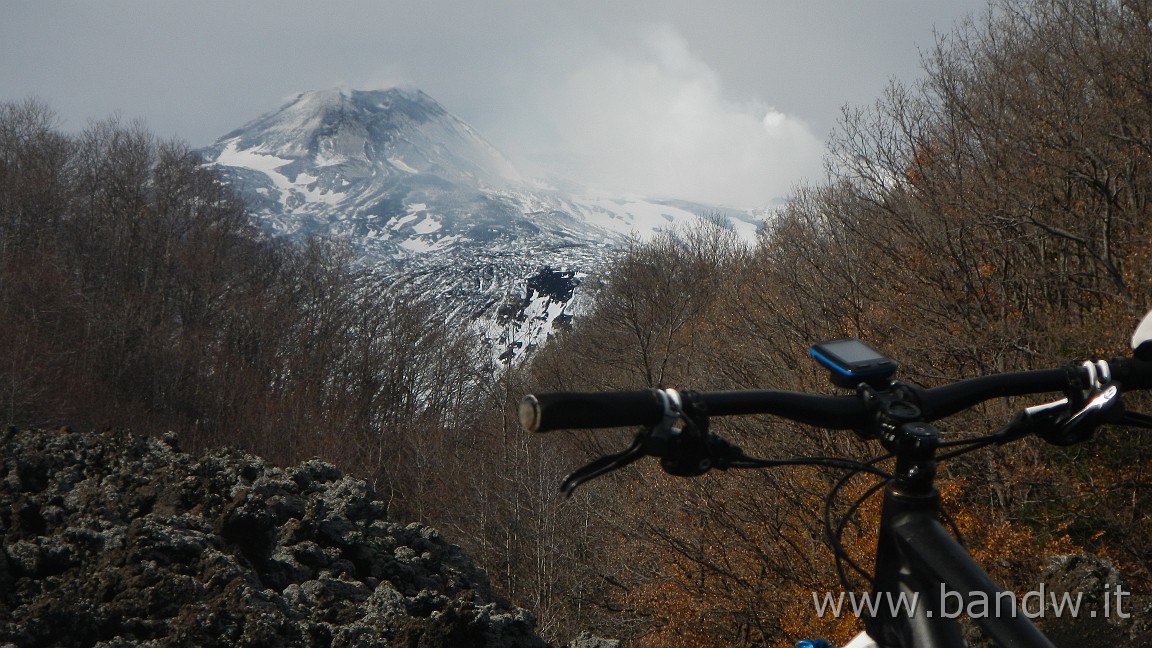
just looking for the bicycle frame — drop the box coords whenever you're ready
[860,420,1055,647]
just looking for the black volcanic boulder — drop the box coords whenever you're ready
[0,427,548,647]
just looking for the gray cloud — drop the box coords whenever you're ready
[1,0,987,207]
[525,24,825,205]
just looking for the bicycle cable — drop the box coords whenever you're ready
[823,453,894,590]
[820,430,1008,591]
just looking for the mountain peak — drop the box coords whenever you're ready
[208,86,520,186]
[284,87,446,123]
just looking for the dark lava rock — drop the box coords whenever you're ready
[0,427,548,647]
[962,553,1152,648]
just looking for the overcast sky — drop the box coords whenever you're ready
[3,0,987,208]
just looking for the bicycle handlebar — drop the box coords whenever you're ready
[521,358,1152,434]
[521,343,1152,647]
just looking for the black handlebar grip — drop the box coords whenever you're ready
[520,390,667,433]
[1111,358,1152,390]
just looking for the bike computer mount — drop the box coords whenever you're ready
[810,338,898,389]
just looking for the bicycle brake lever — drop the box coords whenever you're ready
[1040,385,1120,446]
[559,431,654,496]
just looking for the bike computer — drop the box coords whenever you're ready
[810,339,897,388]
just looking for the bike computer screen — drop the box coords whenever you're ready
[810,339,897,385]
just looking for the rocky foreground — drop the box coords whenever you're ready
[0,426,549,647]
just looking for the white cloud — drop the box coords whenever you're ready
[540,24,825,208]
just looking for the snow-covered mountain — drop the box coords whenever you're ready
[200,87,765,363]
